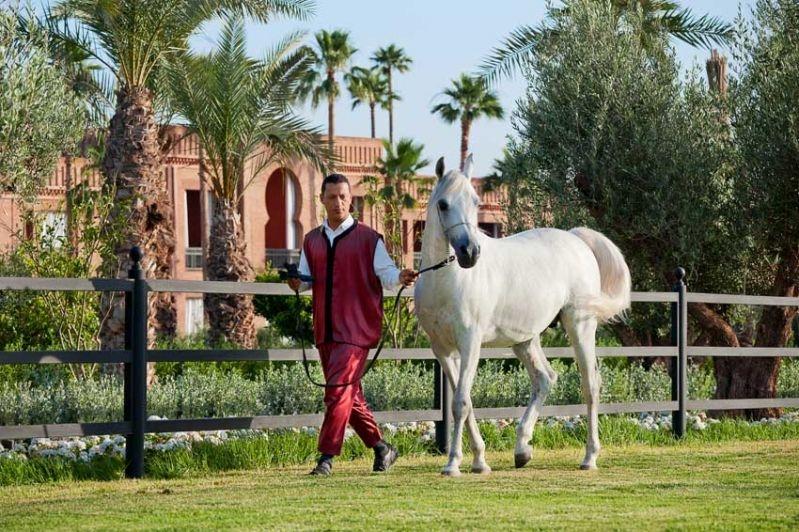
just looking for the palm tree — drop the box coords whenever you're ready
[345,66,388,138]
[431,74,504,170]
[363,138,428,262]
[167,15,326,348]
[49,0,314,355]
[480,0,734,84]
[299,29,356,167]
[371,44,412,145]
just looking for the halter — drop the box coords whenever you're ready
[436,200,479,241]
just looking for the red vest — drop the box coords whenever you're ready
[303,220,384,347]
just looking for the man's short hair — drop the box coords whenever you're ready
[321,173,350,194]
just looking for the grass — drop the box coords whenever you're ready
[0,440,797,530]
[3,416,799,486]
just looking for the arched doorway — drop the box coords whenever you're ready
[265,168,302,266]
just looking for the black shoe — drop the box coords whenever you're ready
[309,457,333,476]
[373,443,398,472]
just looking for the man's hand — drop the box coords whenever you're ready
[287,278,302,292]
[399,269,419,287]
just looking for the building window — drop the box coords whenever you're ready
[186,297,204,335]
[185,190,202,269]
[402,219,409,253]
[413,221,426,252]
[352,196,365,220]
[42,211,67,246]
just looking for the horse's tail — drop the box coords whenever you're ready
[569,227,632,323]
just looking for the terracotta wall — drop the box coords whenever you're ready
[0,130,506,333]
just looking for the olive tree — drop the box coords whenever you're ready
[501,0,795,417]
[0,7,84,199]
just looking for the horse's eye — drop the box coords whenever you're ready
[437,199,449,211]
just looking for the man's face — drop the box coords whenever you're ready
[320,182,351,225]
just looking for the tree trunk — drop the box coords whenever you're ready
[327,70,335,170]
[64,153,78,255]
[369,101,376,139]
[713,246,799,419]
[460,117,471,171]
[99,86,176,386]
[204,196,256,348]
[387,69,394,146]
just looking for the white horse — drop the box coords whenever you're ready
[414,155,631,476]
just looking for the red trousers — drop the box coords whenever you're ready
[317,342,382,456]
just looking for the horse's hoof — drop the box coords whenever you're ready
[441,467,462,477]
[514,450,532,469]
[471,464,492,475]
[579,462,598,471]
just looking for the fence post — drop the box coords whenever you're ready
[124,246,147,478]
[671,267,687,438]
[433,360,451,454]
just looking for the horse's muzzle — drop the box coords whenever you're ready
[455,241,480,268]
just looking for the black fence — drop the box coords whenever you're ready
[1,249,798,478]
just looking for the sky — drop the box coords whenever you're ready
[192,0,755,176]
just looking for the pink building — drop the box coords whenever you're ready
[0,130,506,334]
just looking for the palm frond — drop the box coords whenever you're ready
[166,11,327,200]
[430,103,460,124]
[478,23,542,85]
[659,7,734,48]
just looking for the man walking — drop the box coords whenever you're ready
[287,173,418,476]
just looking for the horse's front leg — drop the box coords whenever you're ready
[442,334,481,477]
[438,355,490,475]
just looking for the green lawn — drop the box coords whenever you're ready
[2,440,798,530]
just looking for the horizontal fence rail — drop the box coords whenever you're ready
[2,254,799,478]
[0,277,133,292]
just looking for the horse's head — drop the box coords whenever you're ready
[430,155,481,268]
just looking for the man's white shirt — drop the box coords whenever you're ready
[296,215,402,291]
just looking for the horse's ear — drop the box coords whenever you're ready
[435,157,445,179]
[462,153,474,179]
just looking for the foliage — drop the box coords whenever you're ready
[344,65,389,137]
[479,0,735,83]
[345,66,389,111]
[371,44,412,144]
[0,182,126,381]
[7,357,797,425]
[371,44,412,81]
[253,269,314,346]
[48,0,314,92]
[730,0,799,289]
[431,74,503,126]
[298,29,357,108]
[0,6,85,200]
[431,73,503,167]
[166,14,326,202]
[362,138,429,263]
[502,0,738,341]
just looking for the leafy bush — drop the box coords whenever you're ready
[0,357,784,425]
[252,269,313,346]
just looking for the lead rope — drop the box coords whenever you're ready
[295,255,455,388]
